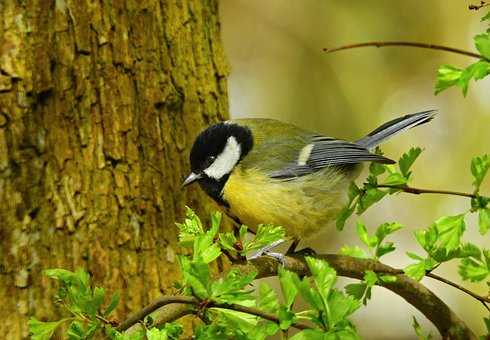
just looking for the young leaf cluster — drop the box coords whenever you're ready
[435,11,490,95]
[175,209,363,339]
[340,221,400,304]
[28,268,120,339]
[336,147,422,230]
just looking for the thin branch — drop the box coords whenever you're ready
[236,254,477,340]
[117,295,311,332]
[469,1,490,10]
[119,253,478,340]
[376,184,480,199]
[117,296,196,331]
[323,41,488,62]
[426,272,490,312]
[208,301,311,330]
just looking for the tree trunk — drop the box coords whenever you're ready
[0,0,229,338]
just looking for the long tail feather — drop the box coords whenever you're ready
[355,110,436,149]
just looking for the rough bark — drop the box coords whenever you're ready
[0,0,228,338]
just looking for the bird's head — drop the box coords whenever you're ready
[183,122,253,204]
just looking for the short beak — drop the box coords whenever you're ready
[182,172,202,187]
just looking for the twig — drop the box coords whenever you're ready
[238,254,477,340]
[371,265,490,312]
[376,184,479,199]
[119,254,478,340]
[323,41,488,62]
[117,295,311,332]
[426,272,490,312]
[117,296,196,331]
[208,301,311,330]
[469,1,490,10]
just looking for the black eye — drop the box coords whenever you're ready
[204,155,216,168]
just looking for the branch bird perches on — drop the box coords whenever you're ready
[119,254,477,340]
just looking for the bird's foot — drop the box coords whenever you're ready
[289,247,317,257]
[247,239,287,266]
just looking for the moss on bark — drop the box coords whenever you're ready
[0,0,229,337]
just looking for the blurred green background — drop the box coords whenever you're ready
[220,1,490,338]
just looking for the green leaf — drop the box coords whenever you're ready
[416,214,466,260]
[29,318,69,340]
[305,257,336,307]
[289,329,327,340]
[146,328,169,340]
[210,211,222,230]
[471,155,490,191]
[475,33,490,60]
[459,242,482,259]
[435,64,462,94]
[178,256,210,299]
[479,208,490,235]
[398,147,422,179]
[406,252,424,261]
[193,223,221,263]
[258,283,279,313]
[482,11,490,21]
[146,322,183,340]
[484,316,490,336]
[199,243,221,264]
[243,224,285,253]
[458,61,490,95]
[219,232,238,252]
[336,183,360,230]
[345,270,377,305]
[345,283,366,301]
[375,222,403,243]
[459,257,489,282]
[379,274,397,283]
[356,221,377,249]
[278,307,297,330]
[291,328,360,340]
[44,268,89,289]
[357,188,386,214]
[92,287,105,314]
[104,291,120,316]
[328,290,361,326]
[412,316,432,340]
[211,269,256,304]
[404,261,426,281]
[364,270,378,286]
[294,275,325,312]
[432,214,466,255]
[278,267,299,308]
[382,173,407,186]
[339,245,368,259]
[369,161,386,177]
[336,206,355,231]
[176,207,204,247]
[376,242,396,258]
[347,181,361,202]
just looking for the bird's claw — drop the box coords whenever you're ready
[247,239,287,266]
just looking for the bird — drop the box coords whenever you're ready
[183,110,436,253]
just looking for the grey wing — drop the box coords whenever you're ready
[269,136,394,179]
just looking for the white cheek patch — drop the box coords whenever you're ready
[204,136,241,180]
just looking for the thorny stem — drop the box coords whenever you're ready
[323,41,489,62]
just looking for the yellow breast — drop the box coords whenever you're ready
[222,167,354,239]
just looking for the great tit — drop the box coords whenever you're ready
[183,110,435,250]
